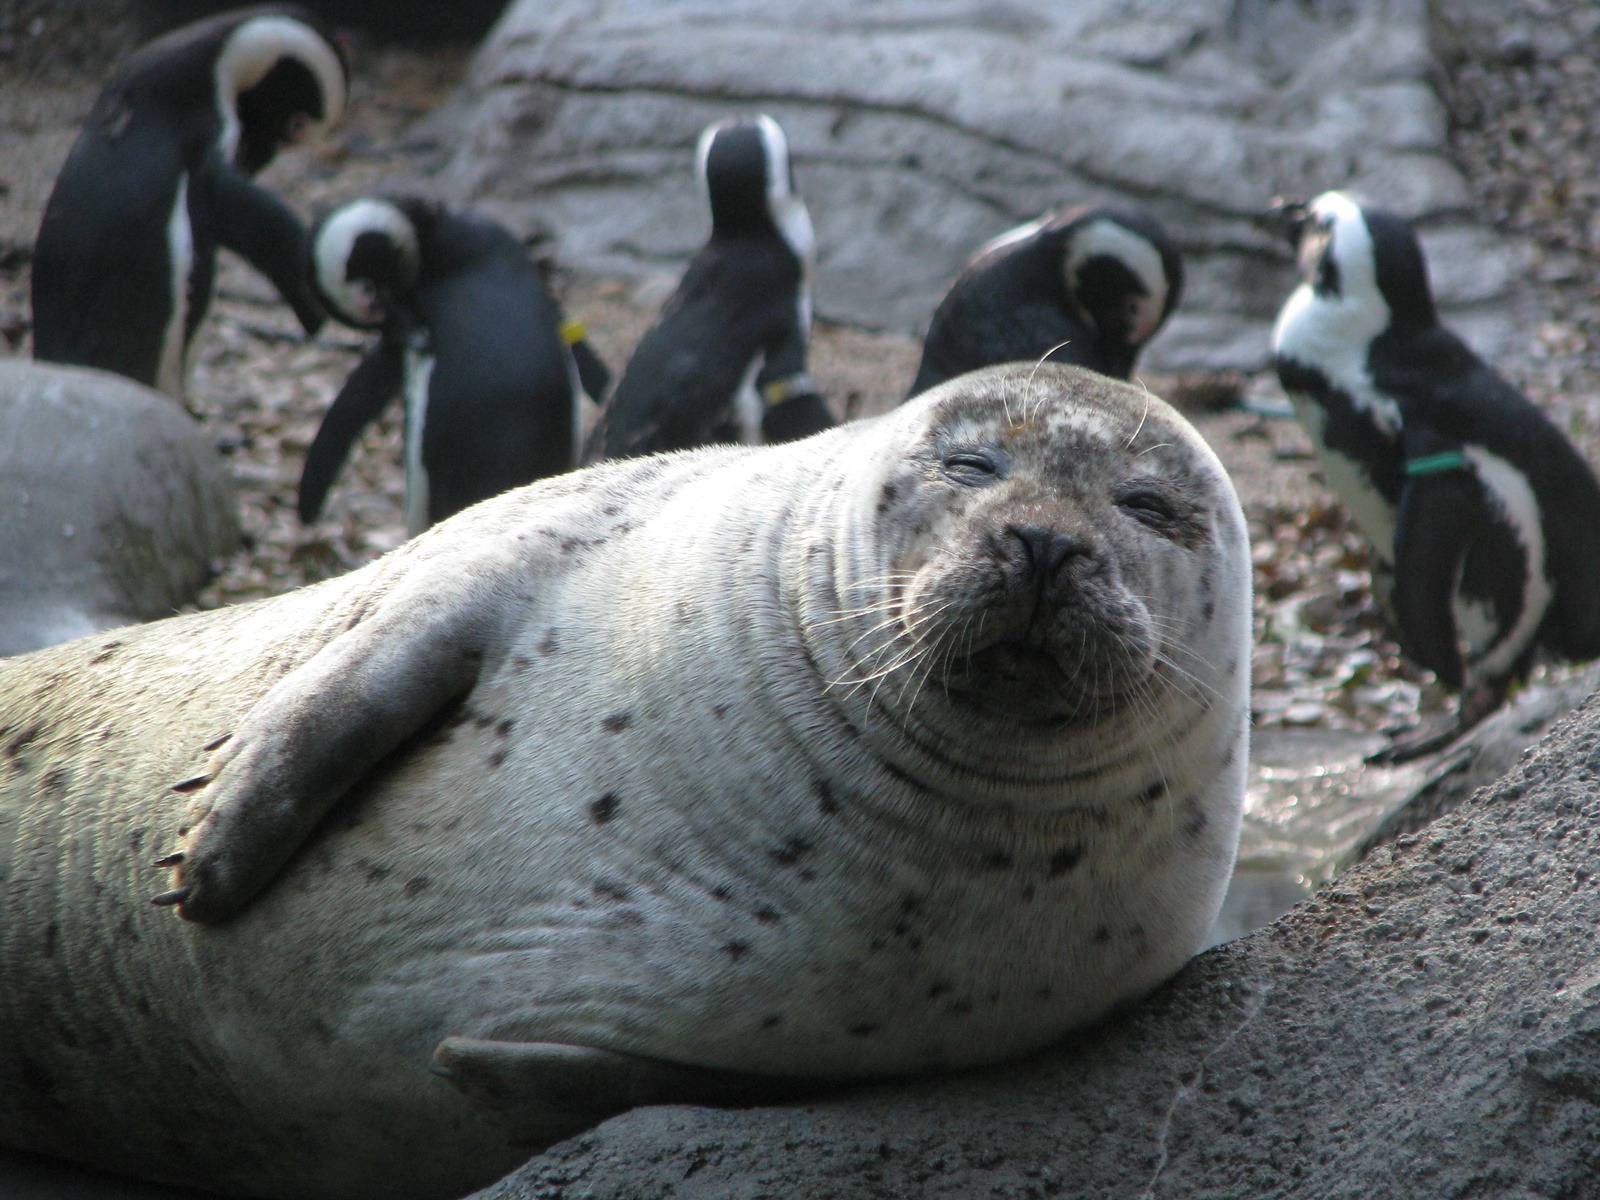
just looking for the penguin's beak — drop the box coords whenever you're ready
[1254,198,1311,246]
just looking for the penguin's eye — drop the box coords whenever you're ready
[942,449,1004,485]
[281,112,314,145]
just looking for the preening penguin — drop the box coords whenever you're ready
[584,114,833,461]
[299,196,611,536]
[906,205,1183,397]
[31,4,346,401]
[1265,190,1600,759]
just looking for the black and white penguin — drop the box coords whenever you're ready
[32,4,346,401]
[298,196,611,536]
[906,205,1183,397]
[584,113,833,461]
[1265,189,1600,759]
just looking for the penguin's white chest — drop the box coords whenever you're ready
[402,347,436,537]
[733,353,765,445]
[1274,284,1401,558]
[156,173,195,400]
[1284,392,1399,561]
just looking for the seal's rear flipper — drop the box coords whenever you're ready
[431,1037,823,1149]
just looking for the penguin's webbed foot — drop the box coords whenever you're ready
[1365,717,1463,766]
[1366,679,1508,767]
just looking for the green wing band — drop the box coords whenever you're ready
[1404,451,1466,477]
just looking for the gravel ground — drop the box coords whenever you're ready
[2,1,1598,738]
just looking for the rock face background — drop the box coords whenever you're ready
[470,691,1600,1200]
[421,0,1538,371]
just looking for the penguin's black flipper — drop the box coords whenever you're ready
[1390,461,1484,692]
[569,337,611,403]
[203,155,326,336]
[298,336,406,524]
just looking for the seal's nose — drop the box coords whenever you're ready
[1007,525,1086,583]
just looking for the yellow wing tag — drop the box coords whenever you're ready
[559,318,587,346]
[761,373,817,408]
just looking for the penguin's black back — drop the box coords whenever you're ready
[31,5,341,386]
[908,206,1180,396]
[31,116,193,382]
[704,123,780,239]
[410,211,578,519]
[909,221,1087,395]
[30,11,234,377]
[1370,324,1600,658]
[590,238,803,459]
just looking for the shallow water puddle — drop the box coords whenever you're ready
[1204,728,1432,946]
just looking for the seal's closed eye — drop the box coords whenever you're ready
[1118,487,1179,526]
[941,448,1006,485]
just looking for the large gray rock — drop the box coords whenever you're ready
[0,361,239,655]
[468,693,1600,1198]
[421,0,1540,373]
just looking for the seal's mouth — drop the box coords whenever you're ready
[933,619,1156,720]
[879,536,1161,721]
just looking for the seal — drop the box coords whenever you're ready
[0,364,1250,1200]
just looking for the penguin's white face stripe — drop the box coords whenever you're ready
[1307,191,1371,294]
[1065,218,1170,344]
[214,15,346,162]
[755,113,815,262]
[693,119,719,208]
[773,194,815,265]
[754,114,792,205]
[1463,446,1552,681]
[156,173,194,400]
[975,214,1050,259]
[313,199,419,326]
[1271,194,1400,436]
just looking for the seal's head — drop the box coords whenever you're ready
[813,362,1249,796]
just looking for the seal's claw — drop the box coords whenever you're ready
[152,851,185,869]
[171,773,212,793]
[151,886,192,907]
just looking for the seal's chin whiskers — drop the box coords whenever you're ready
[1139,613,1227,707]
[826,594,962,700]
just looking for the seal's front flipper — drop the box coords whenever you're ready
[431,1037,821,1150]
[156,571,500,924]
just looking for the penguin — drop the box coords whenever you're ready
[298,196,611,537]
[906,204,1183,398]
[584,113,833,461]
[1263,190,1600,760]
[31,4,346,401]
